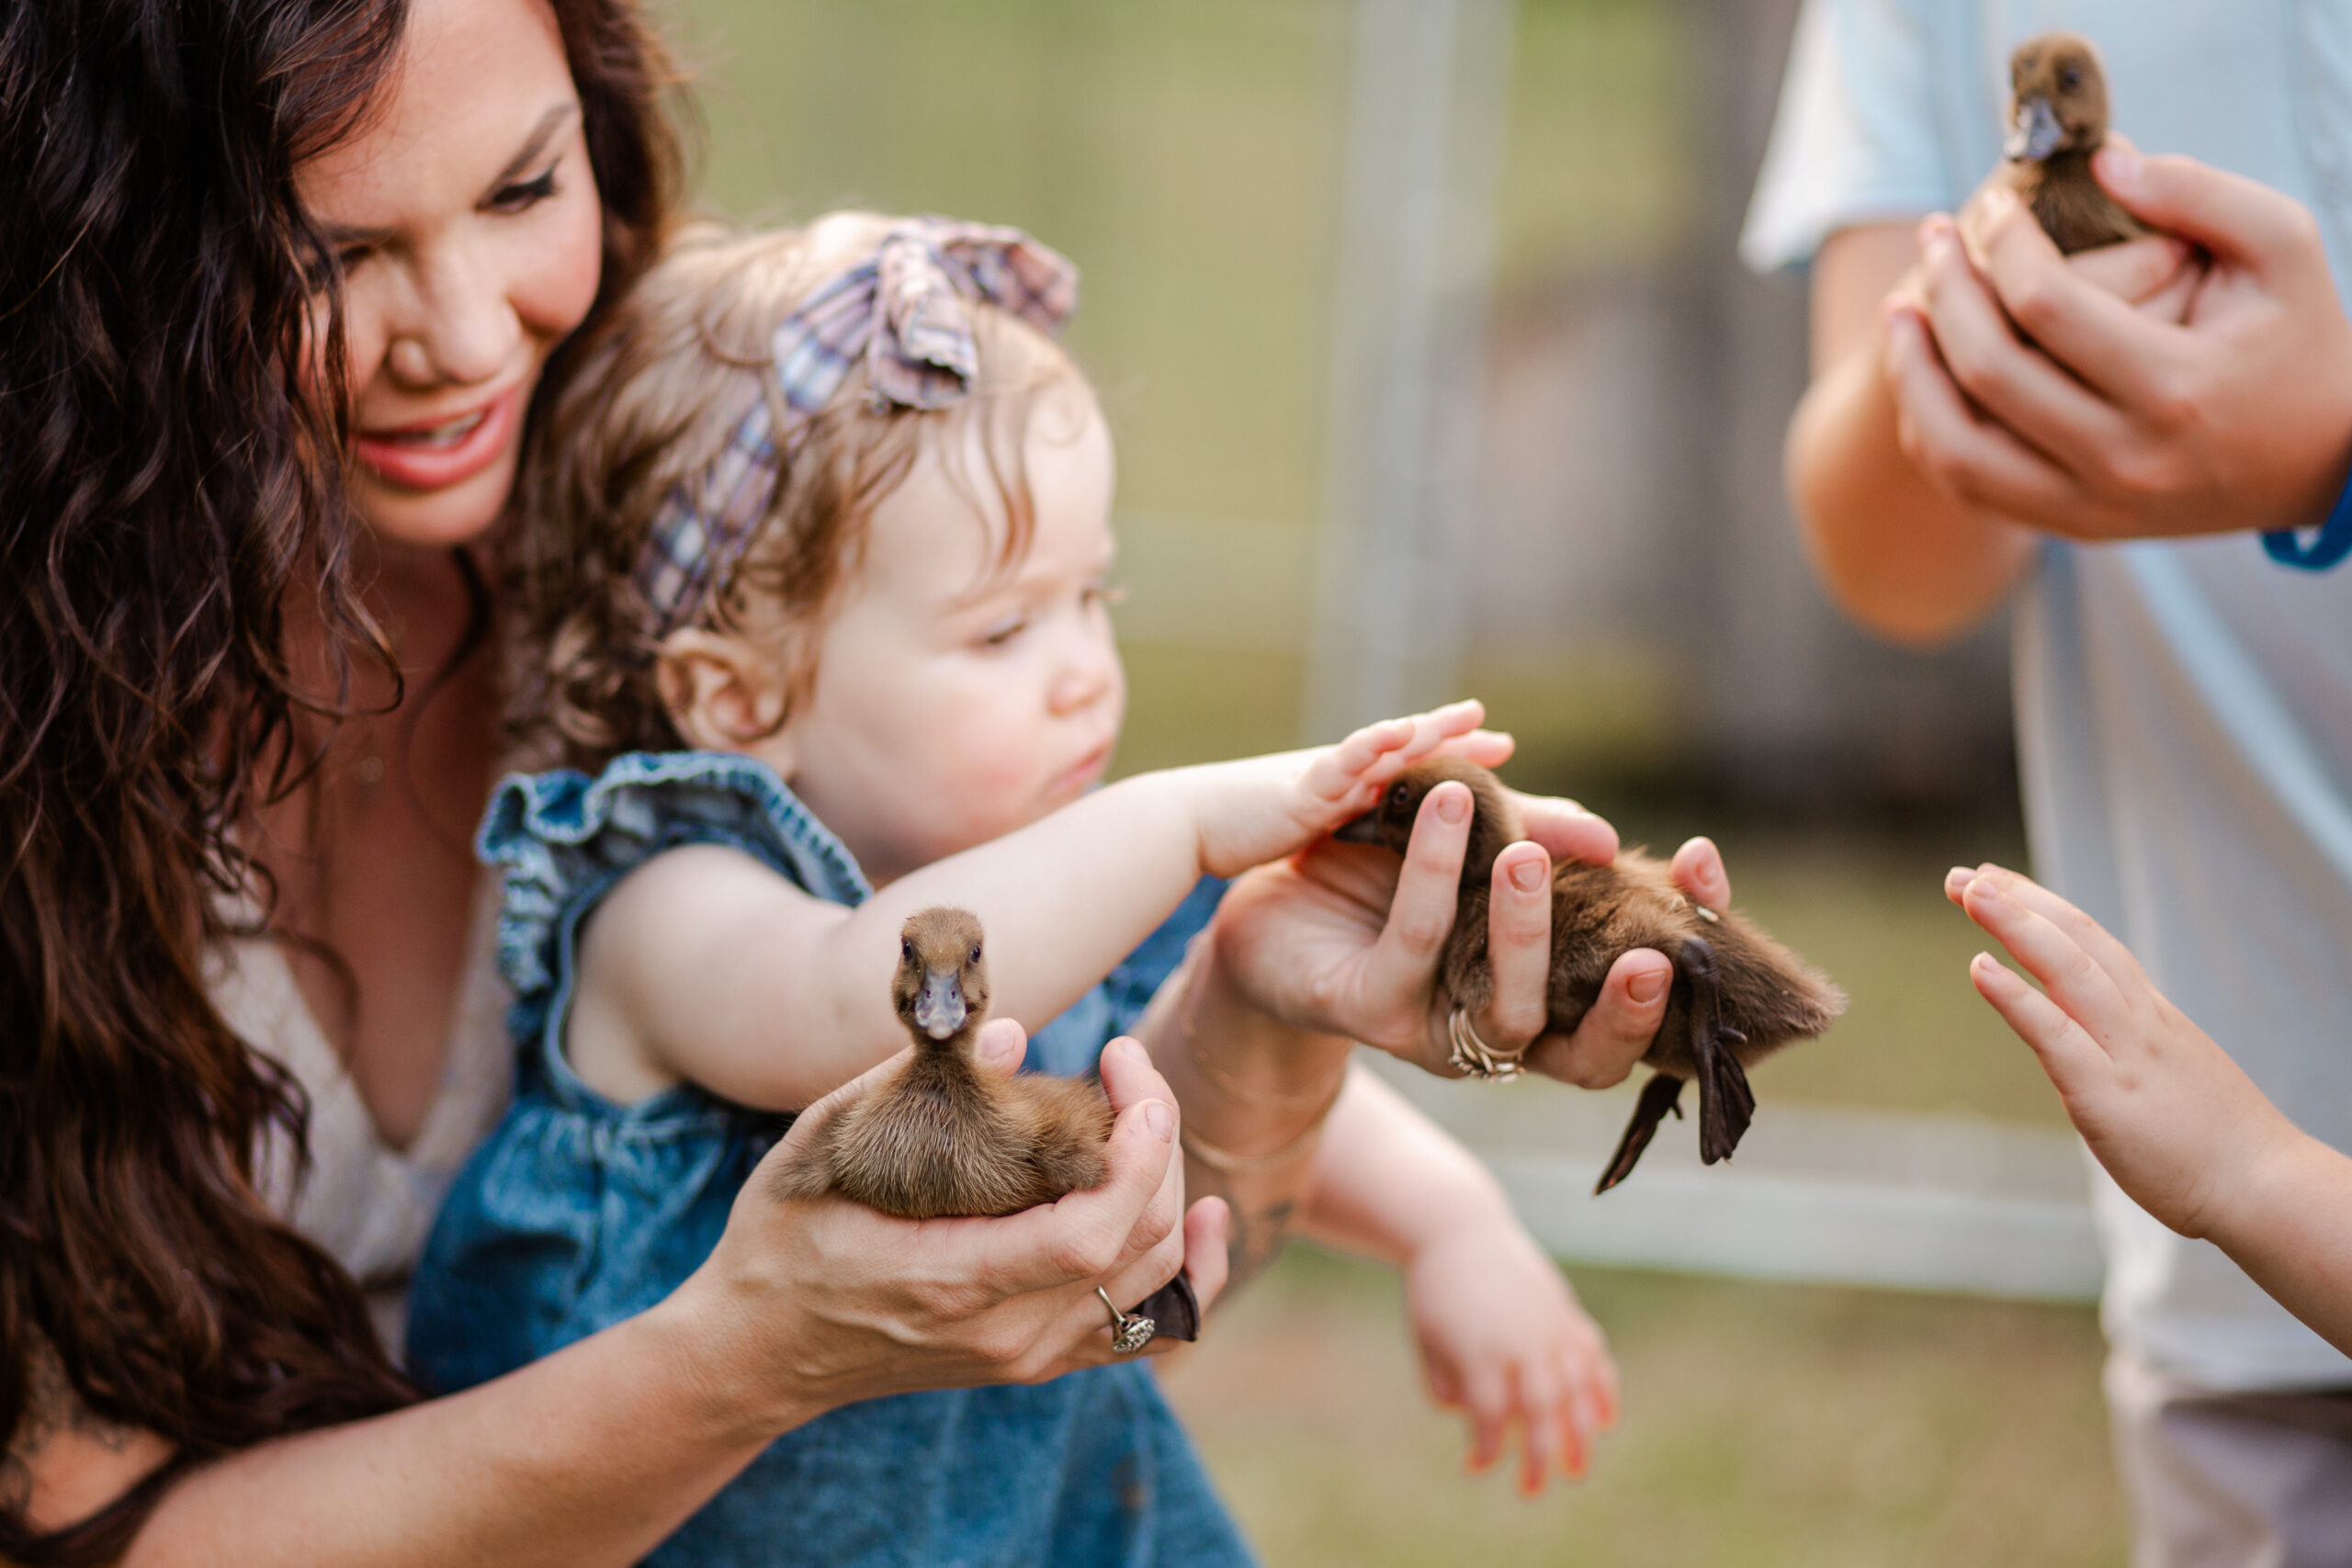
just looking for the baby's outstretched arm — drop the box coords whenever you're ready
[1951,863,2352,1357]
[1301,1070,1618,1494]
[567,702,1509,1111]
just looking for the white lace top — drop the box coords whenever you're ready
[209,877,514,1359]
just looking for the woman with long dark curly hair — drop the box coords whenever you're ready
[0,1,1237,1560]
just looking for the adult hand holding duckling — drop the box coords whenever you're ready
[1203,760,1733,1090]
[1884,35,2352,549]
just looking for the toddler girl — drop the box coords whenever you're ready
[409,213,1610,1565]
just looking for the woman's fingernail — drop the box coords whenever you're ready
[1628,969,1667,1006]
[1945,866,1976,895]
[1509,857,1545,893]
[1438,787,1469,825]
[1145,1100,1174,1141]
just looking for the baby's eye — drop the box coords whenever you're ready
[976,614,1028,649]
[489,165,560,214]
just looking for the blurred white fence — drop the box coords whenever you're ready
[1363,1054,2105,1303]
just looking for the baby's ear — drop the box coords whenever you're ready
[656,628,792,757]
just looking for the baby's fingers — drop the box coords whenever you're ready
[1971,952,2115,1092]
[1460,1362,1509,1475]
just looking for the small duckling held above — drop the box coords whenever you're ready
[778,906,1113,1220]
[1335,758,1846,1194]
[1990,31,2148,254]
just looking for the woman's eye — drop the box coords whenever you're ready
[1082,582,1130,614]
[977,615,1028,649]
[489,167,560,213]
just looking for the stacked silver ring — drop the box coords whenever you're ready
[1446,1005,1527,1082]
[1096,1286,1157,1353]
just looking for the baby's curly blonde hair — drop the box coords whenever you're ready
[510,212,1091,772]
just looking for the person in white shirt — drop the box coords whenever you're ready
[1746,4,2352,1562]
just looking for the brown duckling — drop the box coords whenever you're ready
[1991,31,2147,254]
[778,906,1112,1219]
[1335,758,1845,1193]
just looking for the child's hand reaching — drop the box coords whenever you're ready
[1950,863,2352,1358]
[1946,863,2296,1240]
[1188,699,1513,879]
[1405,1218,1619,1496]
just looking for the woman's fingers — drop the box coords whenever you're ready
[1476,842,1555,1053]
[1524,948,1669,1089]
[1364,782,1476,1062]
[1668,835,1729,914]
[1510,788,1619,866]
[977,1043,1180,1299]
[970,1017,1028,1077]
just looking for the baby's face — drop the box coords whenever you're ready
[761,386,1125,886]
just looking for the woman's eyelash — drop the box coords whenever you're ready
[1085,583,1130,609]
[491,167,560,212]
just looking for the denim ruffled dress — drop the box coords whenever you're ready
[406,750,1250,1568]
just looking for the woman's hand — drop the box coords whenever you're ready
[667,1023,1229,1439]
[1887,147,2352,539]
[1406,1218,1617,1495]
[1209,780,1731,1088]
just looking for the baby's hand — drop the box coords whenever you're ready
[1949,863,2299,1240]
[1189,699,1511,879]
[1405,1218,1618,1495]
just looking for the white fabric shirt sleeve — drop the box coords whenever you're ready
[1740,0,1961,273]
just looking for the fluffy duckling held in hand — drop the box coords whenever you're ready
[1991,31,2148,254]
[779,907,1112,1219]
[1336,759,1845,1193]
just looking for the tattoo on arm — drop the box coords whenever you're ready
[1223,1197,1298,1292]
[3,1335,141,1519]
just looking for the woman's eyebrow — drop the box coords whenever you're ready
[484,103,581,195]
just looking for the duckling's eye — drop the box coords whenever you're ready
[900,938,914,960]
[2060,65,2082,89]
[1387,781,1410,809]
[969,942,982,964]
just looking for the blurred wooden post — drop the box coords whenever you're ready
[1303,0,1514,739]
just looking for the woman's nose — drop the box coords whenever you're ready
[383,243,523,389]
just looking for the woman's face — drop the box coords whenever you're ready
[297,0,604,551]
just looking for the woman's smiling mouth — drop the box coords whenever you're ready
[354,385,523,491]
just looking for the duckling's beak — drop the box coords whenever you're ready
[1332,811,1383,845]
[913,967,967,1040]
[2007,95,2064,161]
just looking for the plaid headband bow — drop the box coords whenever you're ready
[633,217,1080,634]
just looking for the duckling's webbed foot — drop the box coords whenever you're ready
[1679,935,1754,1165]
[1132,1269,1202,1343]
[1593,1072,1684,1195]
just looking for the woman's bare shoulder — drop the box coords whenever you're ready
[3,1334,175,1540]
